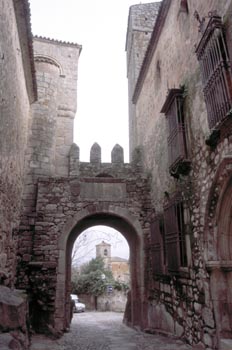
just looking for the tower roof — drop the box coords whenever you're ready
[96,241,111,247]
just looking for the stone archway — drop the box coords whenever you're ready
[204,157,232,348]
[54,205,144,333]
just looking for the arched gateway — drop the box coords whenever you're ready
[55,206,144,331]
[17,144,153,334]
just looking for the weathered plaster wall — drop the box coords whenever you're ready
[0,0,34,285]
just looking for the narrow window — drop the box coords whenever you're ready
[180,0,188,14]
[161,88,190,178]
[104,249,108,256]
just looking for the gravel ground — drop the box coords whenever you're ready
[57,311,193,350]
[31,312,198,350]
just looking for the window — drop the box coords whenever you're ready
[150,215,166,275]
[104,249,108,256]
[180,0,188,14]
[161,88,190,178]
[164,195,187,273]
[196,14,232,130]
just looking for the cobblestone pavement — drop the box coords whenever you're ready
[31,312,196,350]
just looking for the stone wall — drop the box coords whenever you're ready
[17,144,153,333]
[17,38,82,303]
[133,0,232,208]
[97,290,127,312]
[126,2,161,158]
[0,1,36,348]
[127,0,232,348]
[27,37,82,179]
[78,291,127,312]
[0,0,35,286]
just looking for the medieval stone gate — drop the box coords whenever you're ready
[17,143,153,334]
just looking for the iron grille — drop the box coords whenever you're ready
[196,15,232,129]
[164,196,187,273]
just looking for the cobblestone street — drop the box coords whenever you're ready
[31,312,194,350]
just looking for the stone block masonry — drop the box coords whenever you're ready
[126,0,232,348]
[30,37,82,178]
[126,2,161,157]
[0,0,36,287]
[17,143,154,334]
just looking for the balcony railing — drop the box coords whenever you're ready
[196,15,232,130]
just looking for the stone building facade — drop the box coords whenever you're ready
[111,257,130,284]
[96,241,130,284]
[0,1,36,348]
[0,0,36,288]
[126,2,161,156]
[126,1,232,349]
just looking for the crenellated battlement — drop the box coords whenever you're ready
[69,142,143,178]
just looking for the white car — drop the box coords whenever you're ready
[71,294,86,313]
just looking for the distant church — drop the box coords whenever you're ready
[96,241,130,284]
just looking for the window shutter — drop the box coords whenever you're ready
[167,97,187,169]
[160,89,188,173]
[150,217,163,274]
[164,201,180,272]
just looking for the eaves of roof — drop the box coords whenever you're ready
[111,257,129,263]
[34,35,82,53]
[132,0,171,104]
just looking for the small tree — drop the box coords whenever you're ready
[71,257,114,296]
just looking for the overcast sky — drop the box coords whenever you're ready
[29,0,159,162]
[72,226,129,266]
[28,0,158,260]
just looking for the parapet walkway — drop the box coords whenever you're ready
[30,311,198,350]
